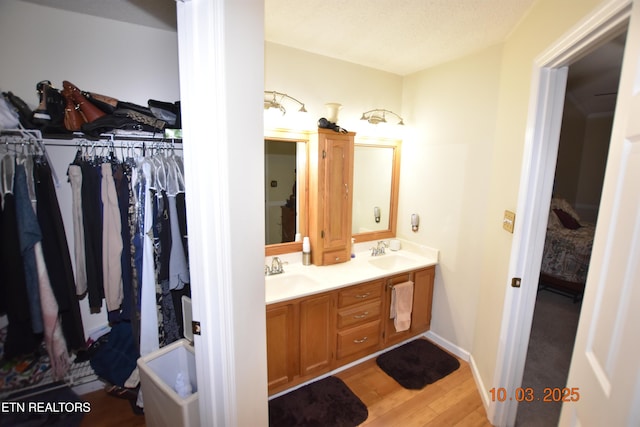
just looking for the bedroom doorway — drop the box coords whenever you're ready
[514,26,627,427]
[488,2,633,425]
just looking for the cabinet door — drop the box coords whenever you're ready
[299,293,335,377]
[383,267,435,346]
[308,129,355,265]
[266,303,298,391]
[322,135,353,261]
[383,272,414,346]
[411,266,435,333]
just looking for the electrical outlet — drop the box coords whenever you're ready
[503,210,516,233]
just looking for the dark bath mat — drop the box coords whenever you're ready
[376,338,460,390]
[269,376,368,427]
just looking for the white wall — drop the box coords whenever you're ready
[0,0,181,336]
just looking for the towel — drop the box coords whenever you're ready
[390,281,414,332]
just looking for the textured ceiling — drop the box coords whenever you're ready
[265,0,538,76]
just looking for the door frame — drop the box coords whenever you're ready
[488,1,632,425]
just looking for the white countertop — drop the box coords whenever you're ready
[265,239,438,305]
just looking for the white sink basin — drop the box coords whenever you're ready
[265,273,321,302]
[266,273,318,288]
[367,254,416,271]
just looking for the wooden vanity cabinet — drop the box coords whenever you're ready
[383,266,435,346]
[266,265,435,395]
[309,128,355,265]
[266,292,335,395]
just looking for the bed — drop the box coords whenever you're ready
[539,198,595,302]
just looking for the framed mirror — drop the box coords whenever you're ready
[352,137,401,242]
[265,129,309,256]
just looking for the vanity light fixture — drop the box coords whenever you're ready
[264,91,308,115]
[360,109,405,125]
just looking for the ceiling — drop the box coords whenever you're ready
[21,0,625,115]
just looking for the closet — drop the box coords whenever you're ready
[0,128,189,401]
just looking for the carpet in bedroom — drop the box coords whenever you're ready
[515,288,582,427]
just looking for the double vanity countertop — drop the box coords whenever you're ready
[265,240,439,305]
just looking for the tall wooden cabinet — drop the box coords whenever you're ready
[309,128,355,265]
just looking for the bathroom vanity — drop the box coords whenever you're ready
[265,248,437,395]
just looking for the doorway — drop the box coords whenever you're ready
[488,2,632,425]
[515,31,627,426]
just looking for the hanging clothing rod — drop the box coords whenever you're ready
[0,128,60,187]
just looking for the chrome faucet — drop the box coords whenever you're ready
[265,256,286,275]
[370,240,388,256]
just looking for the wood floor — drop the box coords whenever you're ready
[337,356,491,426]
[79,352,490,426]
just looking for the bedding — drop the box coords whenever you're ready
[539,198,595,299]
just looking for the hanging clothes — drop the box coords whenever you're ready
[34,156,85,351]
[67,163,87,296]
[101,161,123,312]
[14,160,44,335]
[0,154,40,359]
[82,159,105,310]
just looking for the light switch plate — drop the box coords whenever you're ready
[503,210,516,233]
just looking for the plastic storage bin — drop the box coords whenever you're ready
[138,297,198,427]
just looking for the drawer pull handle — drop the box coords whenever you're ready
[353,312,369,319]
[353,336,368,344]
[355,292,370,299]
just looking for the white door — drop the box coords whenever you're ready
[559,1,640,425]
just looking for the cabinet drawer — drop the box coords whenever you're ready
[337,300,381,329]
[338,281,383,308]
[321,249,350,265]
[337,320,381,359]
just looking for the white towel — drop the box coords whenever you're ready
[390,281,414,332]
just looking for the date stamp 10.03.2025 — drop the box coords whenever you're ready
[489,387,580,403]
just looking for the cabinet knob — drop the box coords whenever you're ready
[353,312,369,319]
[353,336,368,344]
[355,292,370,299]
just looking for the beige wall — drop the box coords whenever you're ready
[471,0,604,390]
[555,99,588,204]
[401,44,503,352]
[265,42,403,133]
[576,113,613,222]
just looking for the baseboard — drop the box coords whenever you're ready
[422,330,470,362]
[468,353,492,415]
[424,331,494,424]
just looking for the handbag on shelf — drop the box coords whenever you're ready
[63,80,107,124]
[32,80,68,133]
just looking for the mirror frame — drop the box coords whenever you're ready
[352,136,402,243]
[265,129,310,256]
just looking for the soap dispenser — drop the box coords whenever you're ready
[302,236,311,265]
